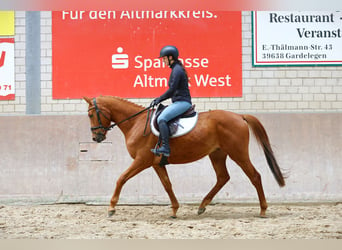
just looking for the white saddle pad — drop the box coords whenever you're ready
[150,110,198,138]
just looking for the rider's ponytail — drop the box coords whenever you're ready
[175,60,189,82]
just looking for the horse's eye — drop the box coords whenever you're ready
[88,113,94,118]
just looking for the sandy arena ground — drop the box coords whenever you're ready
[0,203,341,239]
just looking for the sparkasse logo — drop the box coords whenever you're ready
[112,47,129,69]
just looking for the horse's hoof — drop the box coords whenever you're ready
[108,209,116,217]
[169,215,177,219]
[198,207,206,215]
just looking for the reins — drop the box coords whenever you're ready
[89,97,155,136]
[143,105,155,136]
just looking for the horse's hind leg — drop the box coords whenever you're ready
[234,158,268,217]
[198,149,230,215]
[152,165,179,218]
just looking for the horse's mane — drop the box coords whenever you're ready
[100,95,146,110]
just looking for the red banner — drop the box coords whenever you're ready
[0,38,15,100]
[52,11,241,99]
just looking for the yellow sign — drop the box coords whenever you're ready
[0,11,15,36]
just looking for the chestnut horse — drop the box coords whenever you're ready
[84,96,285,218]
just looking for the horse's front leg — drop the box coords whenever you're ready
[152,165,179,218]
[108,159,150,217]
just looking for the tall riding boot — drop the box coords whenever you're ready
[151,120,170,157]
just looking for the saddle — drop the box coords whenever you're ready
[151,103,198,138]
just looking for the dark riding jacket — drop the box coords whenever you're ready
[157,61,192,104]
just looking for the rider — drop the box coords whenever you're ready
[150,45,192,157]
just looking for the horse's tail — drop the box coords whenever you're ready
[243,114,285,187]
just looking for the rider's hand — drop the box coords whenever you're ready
[150,98,161,107]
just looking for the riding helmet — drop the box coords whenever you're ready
[159,45,179,60]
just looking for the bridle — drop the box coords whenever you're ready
[88,98,114,132]
[88,97,154,136]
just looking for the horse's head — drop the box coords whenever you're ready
[84,96,112,143]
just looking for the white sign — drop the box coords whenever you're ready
[252,11,342,66]
[0,38,15,100]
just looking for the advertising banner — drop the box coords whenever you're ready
[0,11,15,36]
[0,38,15,100]
[52,11,242,99]
[253,11,342,66]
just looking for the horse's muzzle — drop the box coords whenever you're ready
[93,132,106,143]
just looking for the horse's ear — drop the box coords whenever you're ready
[83,96,92,105]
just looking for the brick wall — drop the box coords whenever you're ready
[0,11,341,115]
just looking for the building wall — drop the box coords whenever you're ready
[0,113,341,204]
[0,11,341,115]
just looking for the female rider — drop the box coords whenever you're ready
[150,45,192,157]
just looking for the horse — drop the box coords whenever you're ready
[84,95,285,218]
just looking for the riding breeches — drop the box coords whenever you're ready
[157,101,192,123]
